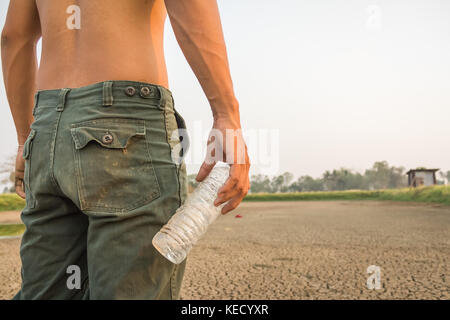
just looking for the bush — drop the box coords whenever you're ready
[244,185,450,205]
[0,224,25,237]
[0,193,26,211]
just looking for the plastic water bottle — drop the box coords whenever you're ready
[152,163,230,264]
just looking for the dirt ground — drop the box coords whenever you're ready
[0,211,22,225]
[1,200,449,300]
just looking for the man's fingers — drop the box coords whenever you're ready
[15,179,25,199]
[15,147,26,199]
[15,169,24,180]
[221,194,244,214]
[214,167,239,205]
[215,164,251,206]
[215,183,240,206]
[16,188,25,199]
[217,164,239,193]
[196,160,216,182]
[215,174,250,207]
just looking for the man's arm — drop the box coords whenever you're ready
[165,0,250,214]
[1,0,41,198]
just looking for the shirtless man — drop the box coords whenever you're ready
[1,0,250,299]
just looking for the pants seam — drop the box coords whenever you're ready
[49,111,64,192]
[170,264,179,299]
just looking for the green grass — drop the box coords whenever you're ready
[0,185,449,215]
[244,185,450,206]
[0,224,25,237]
[0,193,26,211]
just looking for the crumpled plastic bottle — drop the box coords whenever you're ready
[152,163,230,264]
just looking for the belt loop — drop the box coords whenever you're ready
[32,91,40,116]
[157,86,166,110]
[102,81,114,107]
[171,94,175,110]
[56,88,70,112]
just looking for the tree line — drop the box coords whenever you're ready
[187,161,450,193]
[2,157,449,194]
[248,161,450,193]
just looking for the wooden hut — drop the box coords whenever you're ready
[406,168,439,187]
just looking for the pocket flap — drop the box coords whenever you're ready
[22,129,36,159]
[70,119,146,150]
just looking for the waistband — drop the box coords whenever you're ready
[33,80,174,114]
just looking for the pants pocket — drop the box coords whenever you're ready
[70,118,161,215]
[22,128,37,209]
[165,106,190,166]
[174,109,189,204]
[174,108,190,161]
[164,107,189,204]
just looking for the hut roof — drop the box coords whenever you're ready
[406,168,439,175]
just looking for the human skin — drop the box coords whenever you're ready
[1,0,250,214]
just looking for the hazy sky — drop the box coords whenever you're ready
[0,0,449,185]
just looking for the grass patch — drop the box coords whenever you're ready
[0,193,25,211]
[0,224,25,237]
[244,185,450,206]
[1,186,449,214]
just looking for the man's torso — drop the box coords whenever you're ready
[36,0,168,90]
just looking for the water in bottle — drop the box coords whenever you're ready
[152,163,230,264]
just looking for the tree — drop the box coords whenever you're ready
[289,175,323,192]
[250,172,294,193]
[438,170,450,185]
[322,168,365,191]
[249,174,271,193]
[364,161,407,190]
[0,154,16,194]
[272,172,294,193]
[247,160,417,194]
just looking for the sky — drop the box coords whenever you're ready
[0,0,449,188]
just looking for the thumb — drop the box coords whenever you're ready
[15,179,26,200]
[196,160,216,182]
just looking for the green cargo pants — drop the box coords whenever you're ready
[13,80,189,300]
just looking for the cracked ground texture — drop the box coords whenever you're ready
[1,201,449,299]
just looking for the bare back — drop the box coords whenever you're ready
[4,0,250,216]
[36,0,168,90]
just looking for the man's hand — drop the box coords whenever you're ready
[196,117,250,215]
[15,145,26,199]
[165,0,249,213]
[2,0,40,199]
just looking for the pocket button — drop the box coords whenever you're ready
[140,86,151,97]
[125,86,136,96]
[102,133,114,144]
